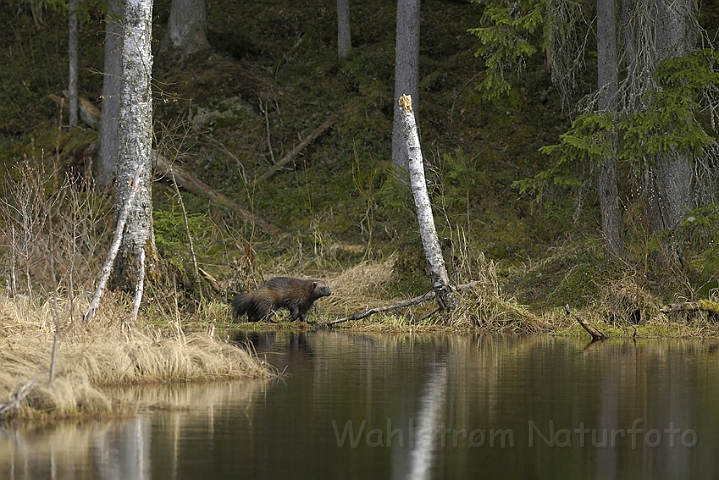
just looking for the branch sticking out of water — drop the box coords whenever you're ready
[564,304,606,342]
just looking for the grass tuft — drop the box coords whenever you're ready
[0,294,274,423]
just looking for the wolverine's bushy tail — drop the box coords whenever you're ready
[232,293,249,318]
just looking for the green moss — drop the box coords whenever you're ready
[698,299,719,316]
[3,0,718,337]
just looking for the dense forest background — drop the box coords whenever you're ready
[1,0,719,323]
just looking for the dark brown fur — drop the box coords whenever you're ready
[232,277,331,322]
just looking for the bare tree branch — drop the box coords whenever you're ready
[564,304,606,342]
[155,153,282,235]
[320,281,479,327]
[84,163,144,323]
[257,116,336,182]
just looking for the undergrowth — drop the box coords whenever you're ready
[1,1,719,361]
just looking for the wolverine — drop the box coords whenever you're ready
[232,277,331,322]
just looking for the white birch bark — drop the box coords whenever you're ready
[114,0,155,293]
[98,0,123,188]
[406,364,447,479]
[398,94,457,312]
[337,0,351,59]
[84,164,144,323]
[392,0,420,169]
[130,246,146,324]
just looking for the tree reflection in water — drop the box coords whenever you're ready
[0,334,717,480]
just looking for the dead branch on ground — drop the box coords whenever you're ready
[0,380,38,421]
[660,300,719,316]
[49,92,102,129]
[51,92,282,235]
[257,116,336,182]
[320,281,479,328]
[155,153,282,235]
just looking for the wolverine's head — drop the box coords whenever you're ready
[312,280,331,298]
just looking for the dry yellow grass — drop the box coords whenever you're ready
[317,255,554,333]
[325,257,398,313]
[0,294,274,422]
[317,255,716,337]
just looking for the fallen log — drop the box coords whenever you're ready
[49,92,102,129]
[50,92,282,235]
[660,299,719,316]
[576,316,607,342]
[155,154,282,235]
[199,267,222,293]
[257,116,335,182]
[320,281,479,328]
[0,380,38,420]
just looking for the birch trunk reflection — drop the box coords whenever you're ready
[0,335,717,480]
[95,417,150,480]
[403,363,447,480]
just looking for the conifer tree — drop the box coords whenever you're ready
[473,0,718,260]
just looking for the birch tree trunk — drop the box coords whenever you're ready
[67,0,79,128]
[337,0,351,59]
[596,0,624,260]
[398,94,457,313]
[392,0,420,169]
[113,0,156,293]
[98,0,123,189]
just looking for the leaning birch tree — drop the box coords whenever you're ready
[113,0,156,294]
[398,94,457,313]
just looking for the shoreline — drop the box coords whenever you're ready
[2,292,717,425]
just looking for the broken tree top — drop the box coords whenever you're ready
[398,94,413,113]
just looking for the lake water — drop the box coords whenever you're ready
[1,332,718,479]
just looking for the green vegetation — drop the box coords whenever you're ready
[1,0,719,356]
[469,0,551,100]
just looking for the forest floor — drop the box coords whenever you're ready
[4,0,719,426]
[1,0,719,346]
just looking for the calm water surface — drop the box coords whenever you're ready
[1,332,718,479]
